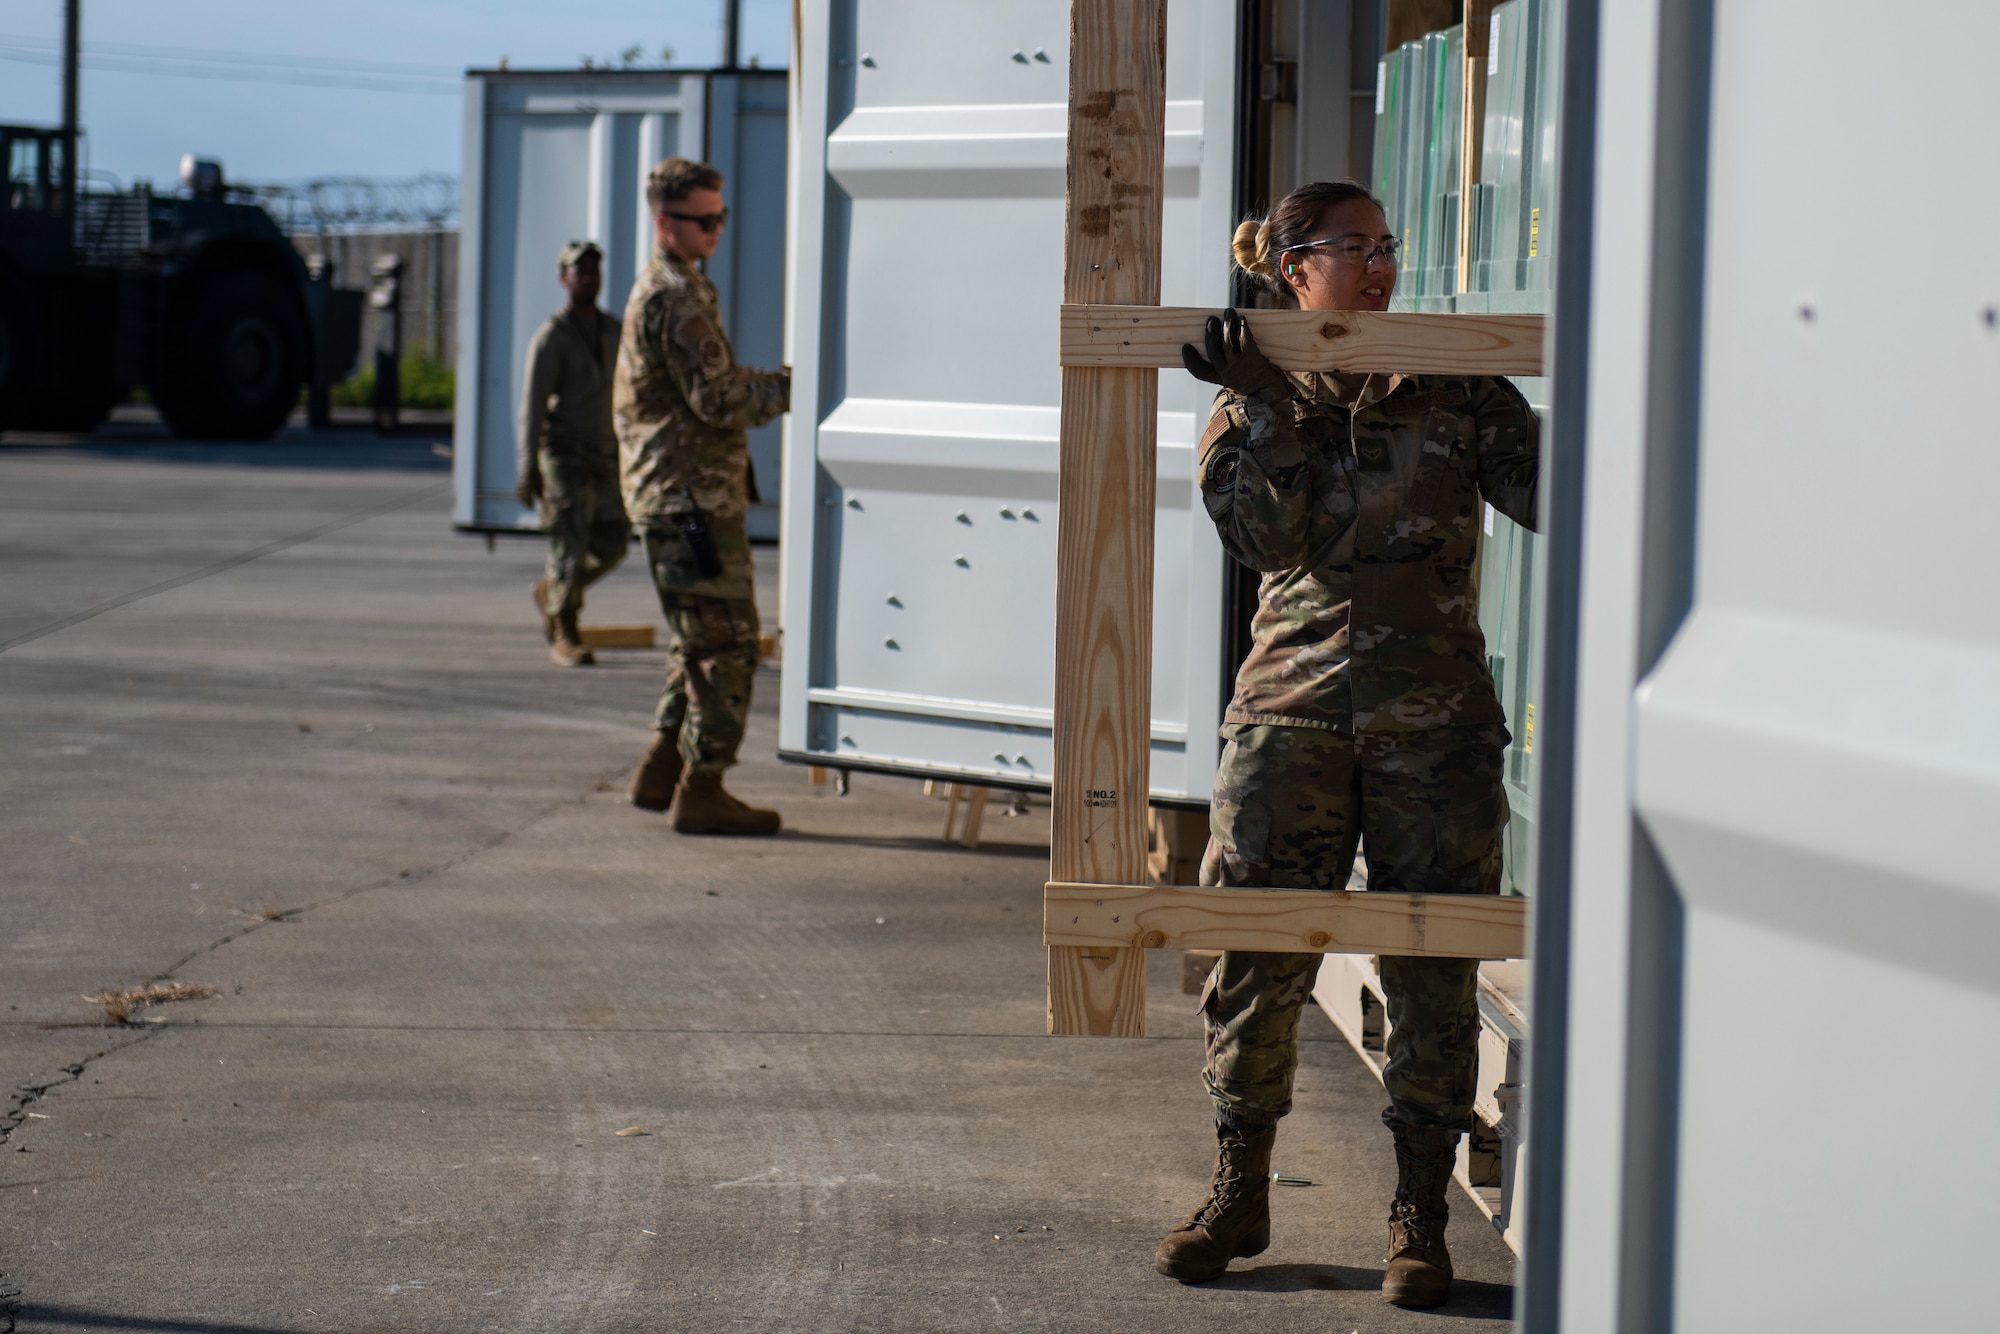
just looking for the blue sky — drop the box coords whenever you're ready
[0,0,790,189]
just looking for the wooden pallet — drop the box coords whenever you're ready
[942,784,990,848]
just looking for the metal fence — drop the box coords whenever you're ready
[289,227,459,368]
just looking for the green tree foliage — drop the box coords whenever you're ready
[329,351,456,411]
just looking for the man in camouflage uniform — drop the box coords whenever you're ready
[614,157,790,836]
[518,240,628,667]
[1156,309,1538,1306]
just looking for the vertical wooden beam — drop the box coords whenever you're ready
[1047,0,1167,1037]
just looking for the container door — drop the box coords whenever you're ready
[453,73,707,530]
[705,71,792,540]
[1552,5,2000,1327]
[780,0,1240,799]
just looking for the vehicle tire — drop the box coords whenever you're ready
[156,267,309,440]
[0,267,42,434]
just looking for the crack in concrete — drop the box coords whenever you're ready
[154,768,623,980]
[0,760,635,1330]
[0,759,628,1334]
[2,761,629,1152]
[0,1034,155,1149]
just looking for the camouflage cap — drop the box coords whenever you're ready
[559,239,603,269]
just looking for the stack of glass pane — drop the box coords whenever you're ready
[1420,25,1465,306]
[1476,0,1528,294]
[1374,26,1464,310]
[1372,40,1418,287]
[1368,0,1566,894]
[1375,0,1563,312]
[1472,0,1560,302]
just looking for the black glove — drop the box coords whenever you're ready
[1181,308,1292,408]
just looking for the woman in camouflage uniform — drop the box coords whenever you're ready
[1154,180,1539,1308]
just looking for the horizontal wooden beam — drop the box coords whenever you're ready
[1060,305,1546,377]
[1045,881,1527,959]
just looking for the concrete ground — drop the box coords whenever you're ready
[0,418,1515,1332]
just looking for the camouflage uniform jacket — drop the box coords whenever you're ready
[519,307,620,470]
[613,249,789,596]
[1200,371,1539,732]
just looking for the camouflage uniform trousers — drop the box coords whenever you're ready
[1199,720,1510,1134]
[643,524,759,774]
[536,447,629,617]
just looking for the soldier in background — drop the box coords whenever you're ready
[614,158,789,835]
[517,240,628,667]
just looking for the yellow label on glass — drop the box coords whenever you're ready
[1529,207,1540,258]
[1524,702,1535,753]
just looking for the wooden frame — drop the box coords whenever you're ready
[1046,0,1537,1037]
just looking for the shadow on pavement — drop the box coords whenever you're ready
[1205,1264,1514,1318]
[9,1305,313,1333]
[0,430,452,475]
[777,828,1051,859]
[1201,1261,1350,1291]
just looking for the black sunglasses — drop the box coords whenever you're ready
[662,207,729,234]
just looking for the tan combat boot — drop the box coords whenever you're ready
[1382,1123,1460,1308]
[1154,1120,1275,1283]
[628,733,684,812]
[531,578,555,643]
[668,770,780,836]
[549,608,594,667]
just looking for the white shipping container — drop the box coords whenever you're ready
[1539,1,2000,1328]
[452,68,789,536]
[779,0,1239,801]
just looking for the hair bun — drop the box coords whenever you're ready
[1232,218,1274,280]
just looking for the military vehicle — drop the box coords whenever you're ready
[0,122,352,439]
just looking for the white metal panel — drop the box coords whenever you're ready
[475,110,594,529]
[1666,908,2000,1331]
[780,0,1236,800]
[1559,2,2000,1328]
[450,75,487,524]
[452,72,705,531]
[1554,0,1664,1323]
[706,72,792,540]
[780,4,835,760]
[1636,4,2000,1326]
